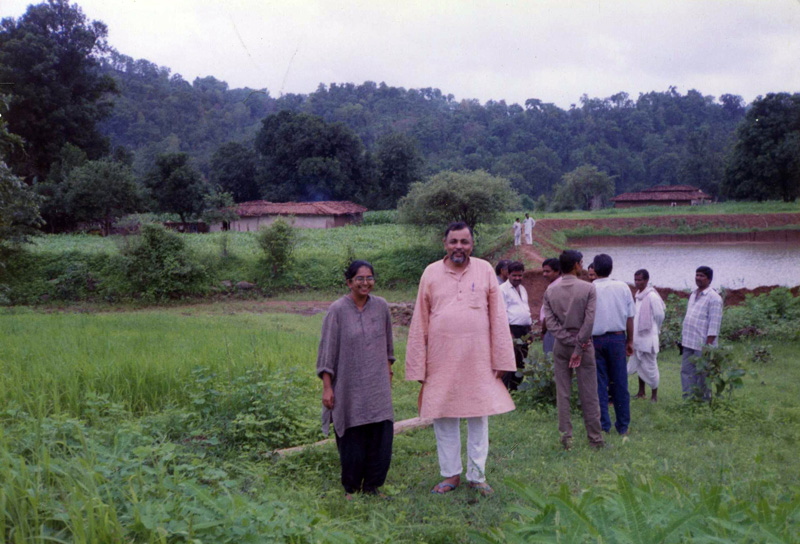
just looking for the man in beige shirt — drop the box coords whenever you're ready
[542,250,604,450]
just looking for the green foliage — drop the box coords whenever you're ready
[0,161,42,252]
[550,164,615,211]
[255,110,373,204]
[0,0,117,181]
[516,345,557,408]
[145,153,209,222]
[373,132,424,209]
[721,287,800,340]
[256,218,298,282]
[120,223,208,301]
[660,294,687,351]
[398,169,519,229]
[478,474,800,544]
[200,189,239,226]
[63,158,142,235]
[209,141,260,202]
[688,346,747,408]
[362,210,398,225]
[723,92,800,202]
[751,344,773,365]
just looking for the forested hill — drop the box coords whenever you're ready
[100,50,747,200]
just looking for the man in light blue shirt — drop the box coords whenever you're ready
[591,254,635,436]
[680,266,723,400]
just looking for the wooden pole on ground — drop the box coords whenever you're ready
[271,417,433,457]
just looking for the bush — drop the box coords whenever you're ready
[120,223,208,301]
[687,346,746,408]
[256,218,298,284]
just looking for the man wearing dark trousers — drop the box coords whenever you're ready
[590,254,635,436]
[500,261,532,390]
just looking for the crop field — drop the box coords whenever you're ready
[1,302,798,543]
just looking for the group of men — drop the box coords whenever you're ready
[406,221,723,494]
[512,213,536,246]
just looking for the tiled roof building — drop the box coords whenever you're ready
[210,201,368,231]
[610,185,711,208]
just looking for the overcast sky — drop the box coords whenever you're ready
[3,0,800,108]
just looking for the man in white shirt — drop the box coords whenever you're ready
[523,213,535,244]
[512,218,522,246]
[626,269,666,403]
[500,261,532,390]
[591,254,635,436]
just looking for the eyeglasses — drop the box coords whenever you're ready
[354,276,375,284]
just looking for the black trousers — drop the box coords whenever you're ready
[503,324,531,391]
[334,420,393,494]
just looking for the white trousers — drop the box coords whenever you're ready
[627,350,660,388]
[525,232,533,244]
[514,233,521,246]
[433,416,489,483]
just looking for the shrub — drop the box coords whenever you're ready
[751,344,773,365]
[120,223,208,301]
[659,293,686,351]
[362,210,397,225]
[687,346,746,408]
[256,218,298,283]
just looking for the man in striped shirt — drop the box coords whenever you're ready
[680,266,723,399]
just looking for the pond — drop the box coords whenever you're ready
[571,241,800,290]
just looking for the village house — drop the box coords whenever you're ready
[610,185,712,208]
[209,200,368,231]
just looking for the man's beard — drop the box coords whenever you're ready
[451,252,466,264]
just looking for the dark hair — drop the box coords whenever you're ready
[542,258,560,273]
[515,217,520,221]
[444,221,473,240]
[495,259,510,275]
[508,261,525,274]
[592,254,613,277]
[344,260,374,281]
[559,250,583,274]
[634,268,650,281]
[696,265,713,281]
[587,263,594,270]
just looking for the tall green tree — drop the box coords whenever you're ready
[254,111,373,203]
[63,159,142,235]
[145,153,209,222]
[723,93,800,202]
[373,132,423,209]
[398,170,519,229]
[550,165,615,211]
[0,0,117,181]
[209,141,259,202]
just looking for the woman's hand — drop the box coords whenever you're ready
[322,386,335,409]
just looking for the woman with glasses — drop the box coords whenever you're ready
[316,260,395,499]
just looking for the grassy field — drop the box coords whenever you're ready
[1,304,798,543]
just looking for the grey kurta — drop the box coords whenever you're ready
[316,295,395,437]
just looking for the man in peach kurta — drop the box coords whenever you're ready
[406,222,516,496]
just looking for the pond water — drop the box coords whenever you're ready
[571,241,800,290]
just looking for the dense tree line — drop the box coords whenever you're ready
[0,0,796,238]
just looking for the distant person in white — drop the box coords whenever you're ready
[627,269,666,403]
[500,261,532,391]
[523,213,535,245]
[512,218,522,246]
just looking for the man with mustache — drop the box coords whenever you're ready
[406,222,516,497]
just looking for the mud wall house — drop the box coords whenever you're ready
[209,201,368,232]
[610,185,712,208]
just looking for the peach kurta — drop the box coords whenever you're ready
[405,257,516,418]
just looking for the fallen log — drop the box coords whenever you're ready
[271,416,433,457]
